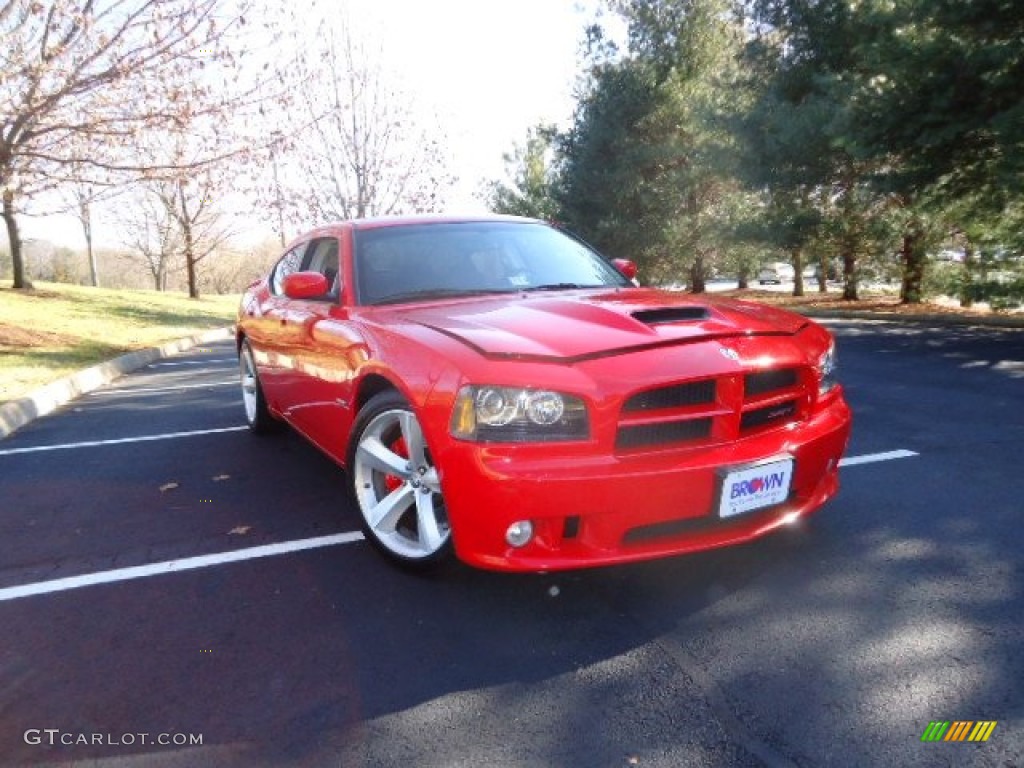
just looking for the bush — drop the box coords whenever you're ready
[965,278,1024,312]
[920,260,1024,311]
[921,261,958,299]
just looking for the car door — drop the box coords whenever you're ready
[277,235,365,460]
[244,241,312,410]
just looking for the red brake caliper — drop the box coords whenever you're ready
[383,436,408,493]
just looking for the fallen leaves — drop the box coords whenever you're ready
[159,475,230,493]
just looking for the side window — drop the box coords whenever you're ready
[270,243,309,296]
[304,237,341,299]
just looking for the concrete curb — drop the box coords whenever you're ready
[0,327,235,441]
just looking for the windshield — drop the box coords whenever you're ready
[353,221,630,305]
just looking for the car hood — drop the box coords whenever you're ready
[383,288,810,362]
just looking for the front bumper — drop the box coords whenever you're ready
[439,395,851,572]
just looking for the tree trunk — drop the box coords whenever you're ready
[186,245,198,298]
[3,189,32,289]
[791,248,804,297]
[689,253,706,294]
[959,240,974,308]
[81,199,99,287]
[842,243,858,301]
[737,263,749,290]
[180,181,199,299]
[900,227,926,304]
[151,262,168,290]
[86,237,98,287]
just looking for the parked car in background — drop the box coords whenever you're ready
[758,262,795,284]
[237,216,851,572]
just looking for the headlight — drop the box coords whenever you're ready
[818,344,837,395]
[450,386,589,442]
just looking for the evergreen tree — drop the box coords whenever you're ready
[558,0,748,290]
[486,125,560,220]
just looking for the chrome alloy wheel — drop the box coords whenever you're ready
[352,407,450,561]
[238,339,277,434]
[240,345,259,424]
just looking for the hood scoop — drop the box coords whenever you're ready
[632,306,709,325]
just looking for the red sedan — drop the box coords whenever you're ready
[237,216,851,571]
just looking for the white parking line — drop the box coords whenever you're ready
[0,426,248,457]
[90,380,236,396]
[839,449,918,467]
[0,447,919,602]
[148,358,235,367]
[0,533,366,603]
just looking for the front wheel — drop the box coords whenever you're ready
[239,339,279,434]
[347,391,453,568]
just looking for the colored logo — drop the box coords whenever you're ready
[730,471,786,499]
[921,721,997,742]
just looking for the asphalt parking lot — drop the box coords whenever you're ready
[1,321,1022,767]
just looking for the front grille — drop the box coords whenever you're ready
[745,369,798,396]
[740,400,797,430]
[623,379,716,412]
[615,418,712,450]
[615,365,808,452]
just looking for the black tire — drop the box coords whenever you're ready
[239,339,279,434]
[346,390,453,569]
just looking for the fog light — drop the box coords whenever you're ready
[505,520,534,548]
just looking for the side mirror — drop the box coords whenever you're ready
[283,271,329,299]
[612,258,638,281]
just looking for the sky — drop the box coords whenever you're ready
[21,0,621,251]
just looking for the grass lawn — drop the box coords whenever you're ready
[0,281,238,404]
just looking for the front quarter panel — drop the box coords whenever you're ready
[348,312,477,452]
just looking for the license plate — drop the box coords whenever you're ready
[717,457,794,519]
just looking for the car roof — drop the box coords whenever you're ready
[342,213,543,231]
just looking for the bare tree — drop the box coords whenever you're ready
[201,238,279,294]
[118,183,182,291]
[157,169,237,298]
[255,19,456,229]
[1,0,252,289]
[60,180,120,287]
[115,162,237,296]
